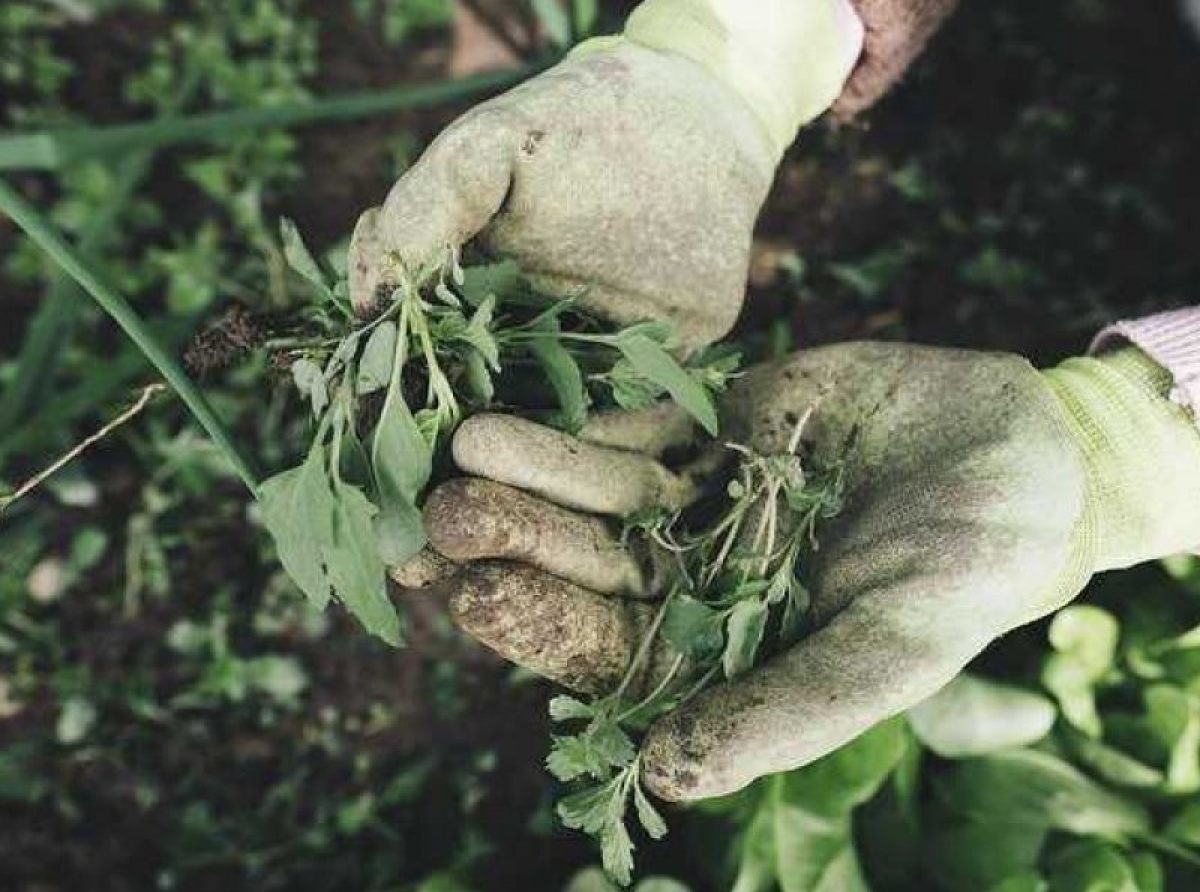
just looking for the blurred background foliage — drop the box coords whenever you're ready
[1,0,1199,890]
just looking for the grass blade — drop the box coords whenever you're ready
[0,66,541,172]
[0,178,260,495]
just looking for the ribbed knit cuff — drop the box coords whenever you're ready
[1091,307,1200,419]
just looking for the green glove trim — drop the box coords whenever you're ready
[1043,348,1200,574]
[620,0,863,159]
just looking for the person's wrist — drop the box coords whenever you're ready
[1042,348,1200,573]
[622,0,864,159]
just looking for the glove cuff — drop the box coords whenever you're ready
[1042,348,1200,572]
[620,0,864,159]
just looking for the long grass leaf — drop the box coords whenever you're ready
[0,179,260,494]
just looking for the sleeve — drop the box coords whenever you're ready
[1091,307,1200,422]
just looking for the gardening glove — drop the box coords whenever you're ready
[418,342,1200,801]
[833,0,961,118]
[349,0,864,345]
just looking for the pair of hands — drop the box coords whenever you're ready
[347,0,1096,802]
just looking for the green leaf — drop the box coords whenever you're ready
[280,217,334,301]
[614,332,718,435]
[723,599,768,679]
[1046,841,1143,892]
[1143,684,1200,793]
[1165,800,1200,845]
[461,295,500,369]
[464,349,495,404]
[986,872,1049,892]
[530,320,589,433]
[326,479,401,646]
[907,673,1056,757]
[600,819,635,887]
[356,321,397,395]
[258,448,337,610]
[935,749,1149,840]
[558,781,617,833]
[1043,605,1120,737]
[729,720,908,892]
[633,781,667,840]
[1065,732,1165,790]
[531,0,571,46]
[460,259,522,306]
[373,497,425,567]
[290,357,328,417]
[661,596,723,661]
[550,695,596,723]
[372,387,432,507]
[548,735,609,782]
[590,721,637,770]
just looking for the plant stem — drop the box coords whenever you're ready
[0,383,165,512]
[0,66,543,171]
[0,179,260,495]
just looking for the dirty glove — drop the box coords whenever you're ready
[419,342,1200,801]
[349,1,863,345]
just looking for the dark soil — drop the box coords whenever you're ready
[3,0,1200,890]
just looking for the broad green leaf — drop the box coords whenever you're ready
[935,749,1149,840]
[530,321,590,432]
[326,479,401,645]
[356,321,397,394]
[1165,800,1200,845]
[372,389,432,506]
[280,217,334,300]
[460,259,522,306]
[1143,684,1200,793]
[1046,841,1142,892]
[723,599,769,679]
[615,332,718,435]
[730,720,908,892]
[373,496,425,567]
[907,673,1056,757]
[258,448,337,609]
[661,596,723,661]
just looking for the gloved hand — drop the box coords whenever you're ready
[349,0,863,345]
[416,342,1200,801]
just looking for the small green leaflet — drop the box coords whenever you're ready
[357,321,398,394]
[723,599,769,679]
[661,595,723,661]
[614,332,718,435]
[280,217,339,307]
[530,317,589,432]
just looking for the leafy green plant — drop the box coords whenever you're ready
[548,420,848,884]
[261,224,735,644]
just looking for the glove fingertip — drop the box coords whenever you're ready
[348,206,387,318]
